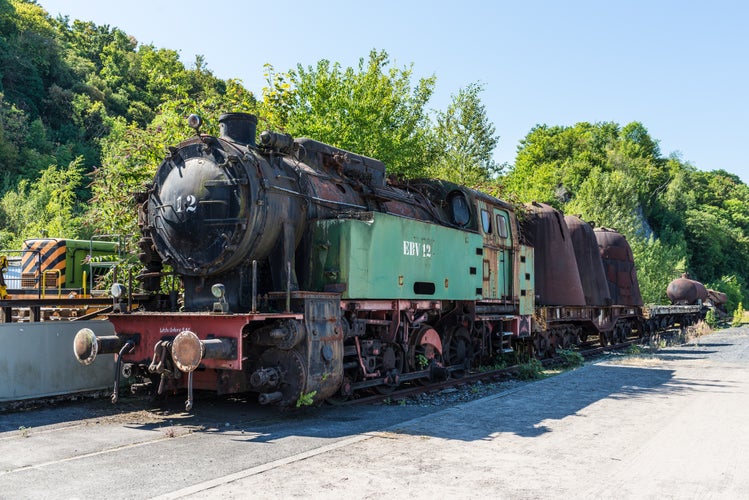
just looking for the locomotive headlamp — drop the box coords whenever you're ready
[110,283,126,299]
[211,283,225,299]
[187,114,202,133]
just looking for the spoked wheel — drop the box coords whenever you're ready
[443,326,474,377]
[612,323,631,345]
[563,326,581,349]
[409,325,445,383]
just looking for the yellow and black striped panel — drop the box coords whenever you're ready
[21,239,67,288]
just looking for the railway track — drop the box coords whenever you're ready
[339,338,639,407]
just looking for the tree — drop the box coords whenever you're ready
[260,49,436,177]
[0,158,85,247]
[427,82,500,186]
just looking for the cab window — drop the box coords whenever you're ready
[497,214,508,239]
[481,209,492,233]
[449,192,470,227]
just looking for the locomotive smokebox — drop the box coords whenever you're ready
[219,112,258,146]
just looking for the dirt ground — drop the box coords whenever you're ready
[164,327,749,499]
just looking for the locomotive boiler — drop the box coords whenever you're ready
[73,111,708,410]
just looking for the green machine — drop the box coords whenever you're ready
[307,212,484,300]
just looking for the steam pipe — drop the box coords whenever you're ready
[252,260,257,313]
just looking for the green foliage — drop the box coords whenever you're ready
[707,275,745,316]
[732,303,745,327]
[628,234,686,304]
[426,82,501,186]
[555,349,584,368]
[416,354,429,369]
[517,358,544,380]
[0,158,85,248]
[260,50,436,177]
[705,309,717,328]
[295,390,317,408]
[625,344,643,355]
[508,121,749,307]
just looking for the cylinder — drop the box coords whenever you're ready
[252,320,305,350]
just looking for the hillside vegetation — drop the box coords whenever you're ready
[0,0,746,311]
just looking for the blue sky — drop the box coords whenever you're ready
[38,0,749,184]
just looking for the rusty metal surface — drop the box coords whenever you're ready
[521,203,585,306]
[667,276,708,305]
[564,216,611,306]
[594,228,643,306]
[707,289,727,306]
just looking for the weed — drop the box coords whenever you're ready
[517,358,544,380]
[295,390,317,407]
[705,309,717,328]
[416,354,429,369]
[398,399,407,407]
[625,344,643,355]
[686,320,712,343]
[18,425,30,438]
[478,358,508,372]
[556,348,584,368]
[732,302,745,327]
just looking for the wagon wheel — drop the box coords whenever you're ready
[560,326,579,349]
[599,331,610,347]
[623,322,633,340]
[567,326,582,348]
[534,332,550,358]
[443,326,474,377]
[613,323,626,344]
[376,343,405,395]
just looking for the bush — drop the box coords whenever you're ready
[732,302,745,327]
[556,348,584,368]
[705,309,717,328]
[517,358,544,380]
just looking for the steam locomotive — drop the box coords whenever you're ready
[73,112,706,409]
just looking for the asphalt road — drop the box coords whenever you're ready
[2,327,748,499]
